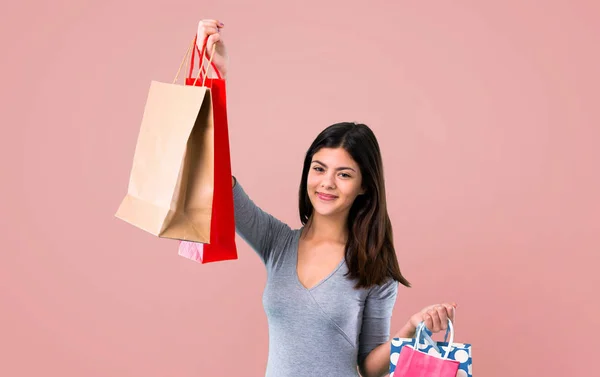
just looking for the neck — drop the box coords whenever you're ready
[303,211,349,244]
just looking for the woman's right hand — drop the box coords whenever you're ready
[197,19,229,78]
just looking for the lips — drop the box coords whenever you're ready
[316,192,338,201]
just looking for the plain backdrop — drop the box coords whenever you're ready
[1,0,599,376]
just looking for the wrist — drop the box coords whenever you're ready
[393,321,417,339]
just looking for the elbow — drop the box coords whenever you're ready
[358,364,369,377]
[358,367,381,377]
[357,354,367,376]
[358,353,388,377]
[357,357,376,377]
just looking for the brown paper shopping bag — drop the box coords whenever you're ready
[115,39,218,243]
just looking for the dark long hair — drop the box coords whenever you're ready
[298,122,411,290]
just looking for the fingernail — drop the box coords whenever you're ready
[219,22,224,26]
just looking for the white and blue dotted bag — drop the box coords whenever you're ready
[389,319,472,377]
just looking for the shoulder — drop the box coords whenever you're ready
[367,277,399,300]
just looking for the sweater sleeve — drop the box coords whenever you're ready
[232,176,292,265]
[357,278,399,366]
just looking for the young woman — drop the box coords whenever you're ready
[198,19,457,377]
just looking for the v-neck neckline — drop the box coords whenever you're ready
[293,228,345,292]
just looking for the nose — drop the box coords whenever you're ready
[320,172,336,189]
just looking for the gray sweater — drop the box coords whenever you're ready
[233,178,398,377]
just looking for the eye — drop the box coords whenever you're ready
[312,166,324,172]
[339,172,352,178]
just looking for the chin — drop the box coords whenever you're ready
[312,206,336,217]
[310,194,344,217]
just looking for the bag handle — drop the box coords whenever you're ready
[172,35,220,86]
[422,306,456,346]
[413,318,455,359]
[418,324,450,356]
[190,34,222,81]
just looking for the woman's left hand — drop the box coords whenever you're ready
[407,302,457,334]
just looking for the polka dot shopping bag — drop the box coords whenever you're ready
[389,319,472,377]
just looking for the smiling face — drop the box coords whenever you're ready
[306,147,366,219]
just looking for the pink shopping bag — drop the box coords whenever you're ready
[392,320,460,377]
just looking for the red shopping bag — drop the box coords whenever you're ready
[392,321,460,377]
[178,35,237,263]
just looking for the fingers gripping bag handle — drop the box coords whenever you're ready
[172,34,221,87]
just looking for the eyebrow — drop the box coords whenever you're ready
[311,160,357,172]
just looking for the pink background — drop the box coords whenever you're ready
[2,0,599,376]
